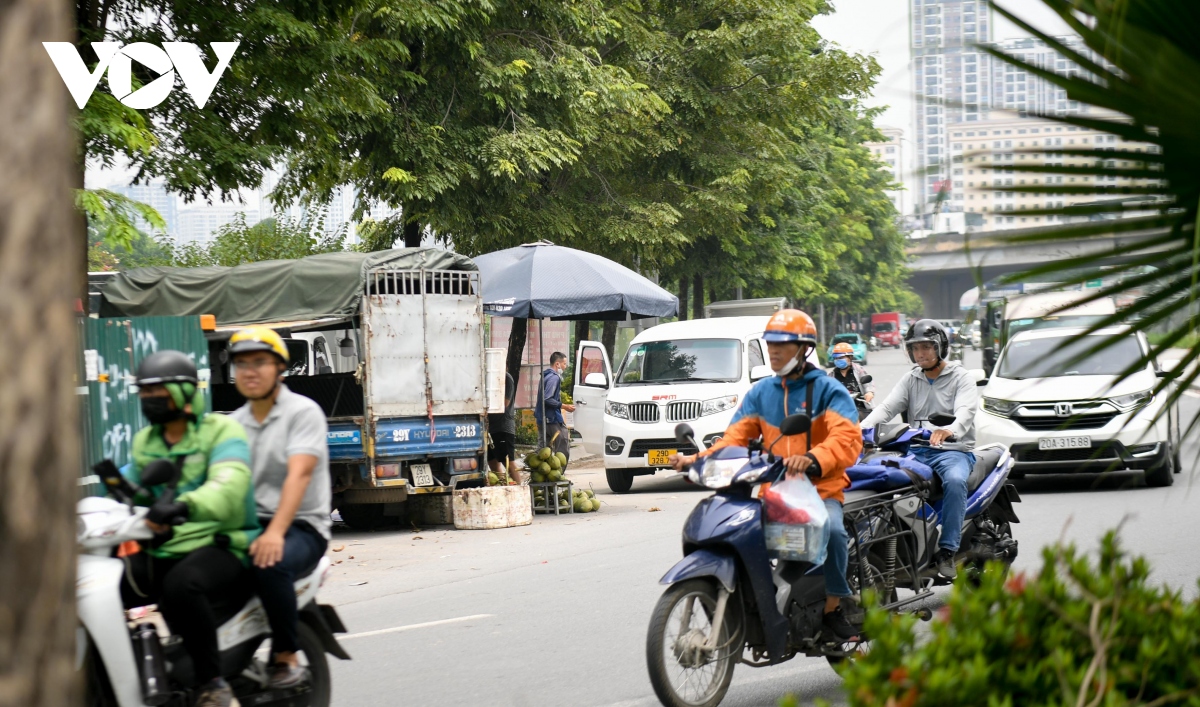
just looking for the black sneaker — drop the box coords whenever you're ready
[934,548,958,579]
[822,606,859,641]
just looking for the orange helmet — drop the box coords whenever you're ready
[832,342,855,357]
[763,309,818,346]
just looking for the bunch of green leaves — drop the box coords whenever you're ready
[828,532,1200,707]
[177,211,348,267]
[979,0,1200,436]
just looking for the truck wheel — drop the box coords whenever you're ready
[606,469,634,493]
[338,503,388,530]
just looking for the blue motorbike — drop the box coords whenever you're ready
[646,414,1020,707]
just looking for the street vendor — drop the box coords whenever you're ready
[536,352,574,462]
[488,371,520,483]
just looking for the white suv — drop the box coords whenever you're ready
[572,317,816,493]
[975,326,1181,486]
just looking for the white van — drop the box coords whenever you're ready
[572,316,817,493]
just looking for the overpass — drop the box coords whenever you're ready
[905,226,1168,318]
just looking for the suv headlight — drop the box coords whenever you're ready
[981,397,1020,418]
[701,395,738,416]
[1110,389,1154,412]
[605,401,629,420]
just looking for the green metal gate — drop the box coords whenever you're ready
[79,316,211,492]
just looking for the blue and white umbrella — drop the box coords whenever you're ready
[473,241,678,320]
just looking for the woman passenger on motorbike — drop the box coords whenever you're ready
[671,310,864,640]
[120,351,261,707]
[828,342,875,422]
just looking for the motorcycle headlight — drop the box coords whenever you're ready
[1110,389,1154,412]
[698,458,746,489]
[701,395,738,416]
[605,401,629,420]
[981,397,1020,418]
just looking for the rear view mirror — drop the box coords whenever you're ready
[1155,370,1176,379]
[749,364,773,382]
[140,459,181,488]
[929,413,957,428]
[860,374,873,384]
[675,423,696,448]
[976,378,989,386]
[584,372,608,388]
[779,413,811,436]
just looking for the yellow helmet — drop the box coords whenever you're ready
[228,326,290,363]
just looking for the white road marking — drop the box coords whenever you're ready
[340,614,495,641]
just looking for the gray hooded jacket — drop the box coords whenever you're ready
[859,361,979,447]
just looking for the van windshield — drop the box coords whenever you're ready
[872,322,895,332]
[997,334,1142,379]
[615,339,742,385]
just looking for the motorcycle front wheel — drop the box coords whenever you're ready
[646,579,739,707]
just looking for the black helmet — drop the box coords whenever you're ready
[136,350,199,386]
[904,319,949,363]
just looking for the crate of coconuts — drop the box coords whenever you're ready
[524,447,601,514]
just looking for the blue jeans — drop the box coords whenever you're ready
[254,519,327,654]
[911,447,975,552]
[824,499,852,597]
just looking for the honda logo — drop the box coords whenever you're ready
[1054,403,1073,417]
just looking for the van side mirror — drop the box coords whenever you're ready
[1155,370,1176,379]
[749,364,773,382]
[976,378,989,386]
[779,413,811,436]
[584,372,608,387]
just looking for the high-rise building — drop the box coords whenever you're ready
[949,112,1158,232]
[176,203,260,245]
[910,0,993,215]
[109,181,179,237]
[990,36,1094,117]
[865,126,906,217]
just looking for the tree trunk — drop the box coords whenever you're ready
[601,320,618,363]
[692,272,704,319]
[506,317,528,396]
[0,0,83,703]
[573,319,590,351]
[677,276,689,321]
[403,220,422,248]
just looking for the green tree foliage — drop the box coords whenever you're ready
[979,0,1200,433]
[830,533,1200,706]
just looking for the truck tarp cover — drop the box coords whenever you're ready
[99,249,477,325]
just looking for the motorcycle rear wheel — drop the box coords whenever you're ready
[646,579,738,707]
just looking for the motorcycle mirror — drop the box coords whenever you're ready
[674,423,696,448]
[779,413,811,437]
[140,459,181,488]
[859,374,873,384]
[929,413,957,427]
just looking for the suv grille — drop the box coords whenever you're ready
[666,401,702,422]
[629,439,698,457]
[627,403,659,424]
[1014,413,1117,431]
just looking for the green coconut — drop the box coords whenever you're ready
[487,472,500,485]
[548,469,563,482]
[538,447,553,460]
[554,452,567,466]
[548,456,562,471]
[532,471,547,483]
[584,489,596,499]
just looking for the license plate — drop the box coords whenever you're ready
[1038,436,1091,450]
[647,449,676,467]
[410,463,434,487]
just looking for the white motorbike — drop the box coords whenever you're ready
[79,462,348,707]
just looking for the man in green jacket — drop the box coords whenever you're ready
[119,350,260,707]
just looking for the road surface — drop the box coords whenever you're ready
[322,346,1200,706]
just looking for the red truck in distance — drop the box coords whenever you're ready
[871,312,903,349]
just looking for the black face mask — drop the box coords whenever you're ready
[141,396,183,425]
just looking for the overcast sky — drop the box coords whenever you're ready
[811,0,1073,132]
